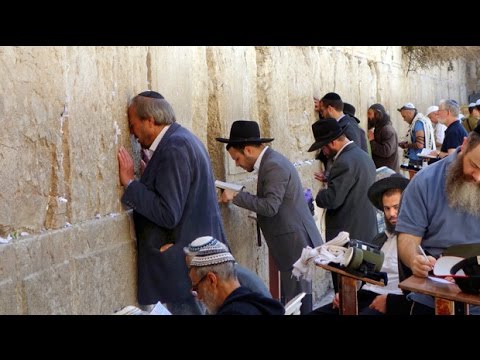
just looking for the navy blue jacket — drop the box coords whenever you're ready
[217,286,285,315]
[122,123,227,304]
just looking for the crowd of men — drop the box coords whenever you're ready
[117,90,480,315]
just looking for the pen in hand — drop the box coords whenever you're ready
[417,245,433,269]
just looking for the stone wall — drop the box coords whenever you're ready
[0,46,473,314]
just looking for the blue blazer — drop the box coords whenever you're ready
[122,123,227,304]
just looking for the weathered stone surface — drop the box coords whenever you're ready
[0,242,16,283]
[71,243,136,314]
[0,46,475,313]
[0,280,20,315]
[1,214,135,314]
[23,262,74,314]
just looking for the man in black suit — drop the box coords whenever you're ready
[309,118,377,243]
[117,91,227,314]
[309,118,377,291]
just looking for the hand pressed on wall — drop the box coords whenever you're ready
[117,146,135,187]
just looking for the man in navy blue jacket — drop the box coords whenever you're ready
[118,91,227,314]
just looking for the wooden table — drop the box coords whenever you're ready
[316,263,385,315]
[398,276,480,315]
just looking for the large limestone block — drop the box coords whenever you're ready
[23,262,74,314]
[0,280,21,314]
[0,242,16,283]
[14,231,68,279]
[72,244,136,314]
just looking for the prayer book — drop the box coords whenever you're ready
[418,148,437,159]
[215,180,244,192]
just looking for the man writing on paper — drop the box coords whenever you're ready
[216,120,322,314]
[397,123,480,314]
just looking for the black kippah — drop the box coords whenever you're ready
[138,91,164,99]
[322,92,341,101]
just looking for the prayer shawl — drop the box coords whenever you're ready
[407,113,436,152]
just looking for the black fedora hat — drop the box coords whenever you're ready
[367,173,410,211]
[450,256,480,294]
[216,120,274,144]
[343,102,356,117]
[307,118,347,152]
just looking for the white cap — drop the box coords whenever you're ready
[190,246,235,267]
[469,102,477,108]
[397,102,416,112]
[184,236,228,255]
[476,99,480,106]
[425,105,439,117]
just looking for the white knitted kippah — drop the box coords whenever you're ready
[188,236,228,254]
[190,245,235,267]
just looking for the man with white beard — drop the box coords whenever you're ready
[397,124,480,314]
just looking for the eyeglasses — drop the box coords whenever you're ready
[191,273,209,294]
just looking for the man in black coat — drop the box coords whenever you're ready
[309,118,377,243]
[309,118,377,292]
[117,91,227,314]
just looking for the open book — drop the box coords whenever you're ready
[433,256,465,277]
[215,180,244,192]
[418,148,437,159]
[114,301,172,315]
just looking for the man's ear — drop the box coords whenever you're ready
[143,116,155,128]
[207,272,218,287]
[243,145,253,156]
[460,136,468,153]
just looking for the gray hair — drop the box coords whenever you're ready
[129,95,177,125]
[194,261,237,282]
[439,99,459,117]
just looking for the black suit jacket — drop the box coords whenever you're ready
[316,142,377,242]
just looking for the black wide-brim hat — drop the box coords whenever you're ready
[434,256,480,294]
[451,257,480,294]
[216,120,274,144]
[307,118,347,152]
[367,173,410,210]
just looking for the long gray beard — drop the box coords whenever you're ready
[445,155,480,216]
[202,291,220,315]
